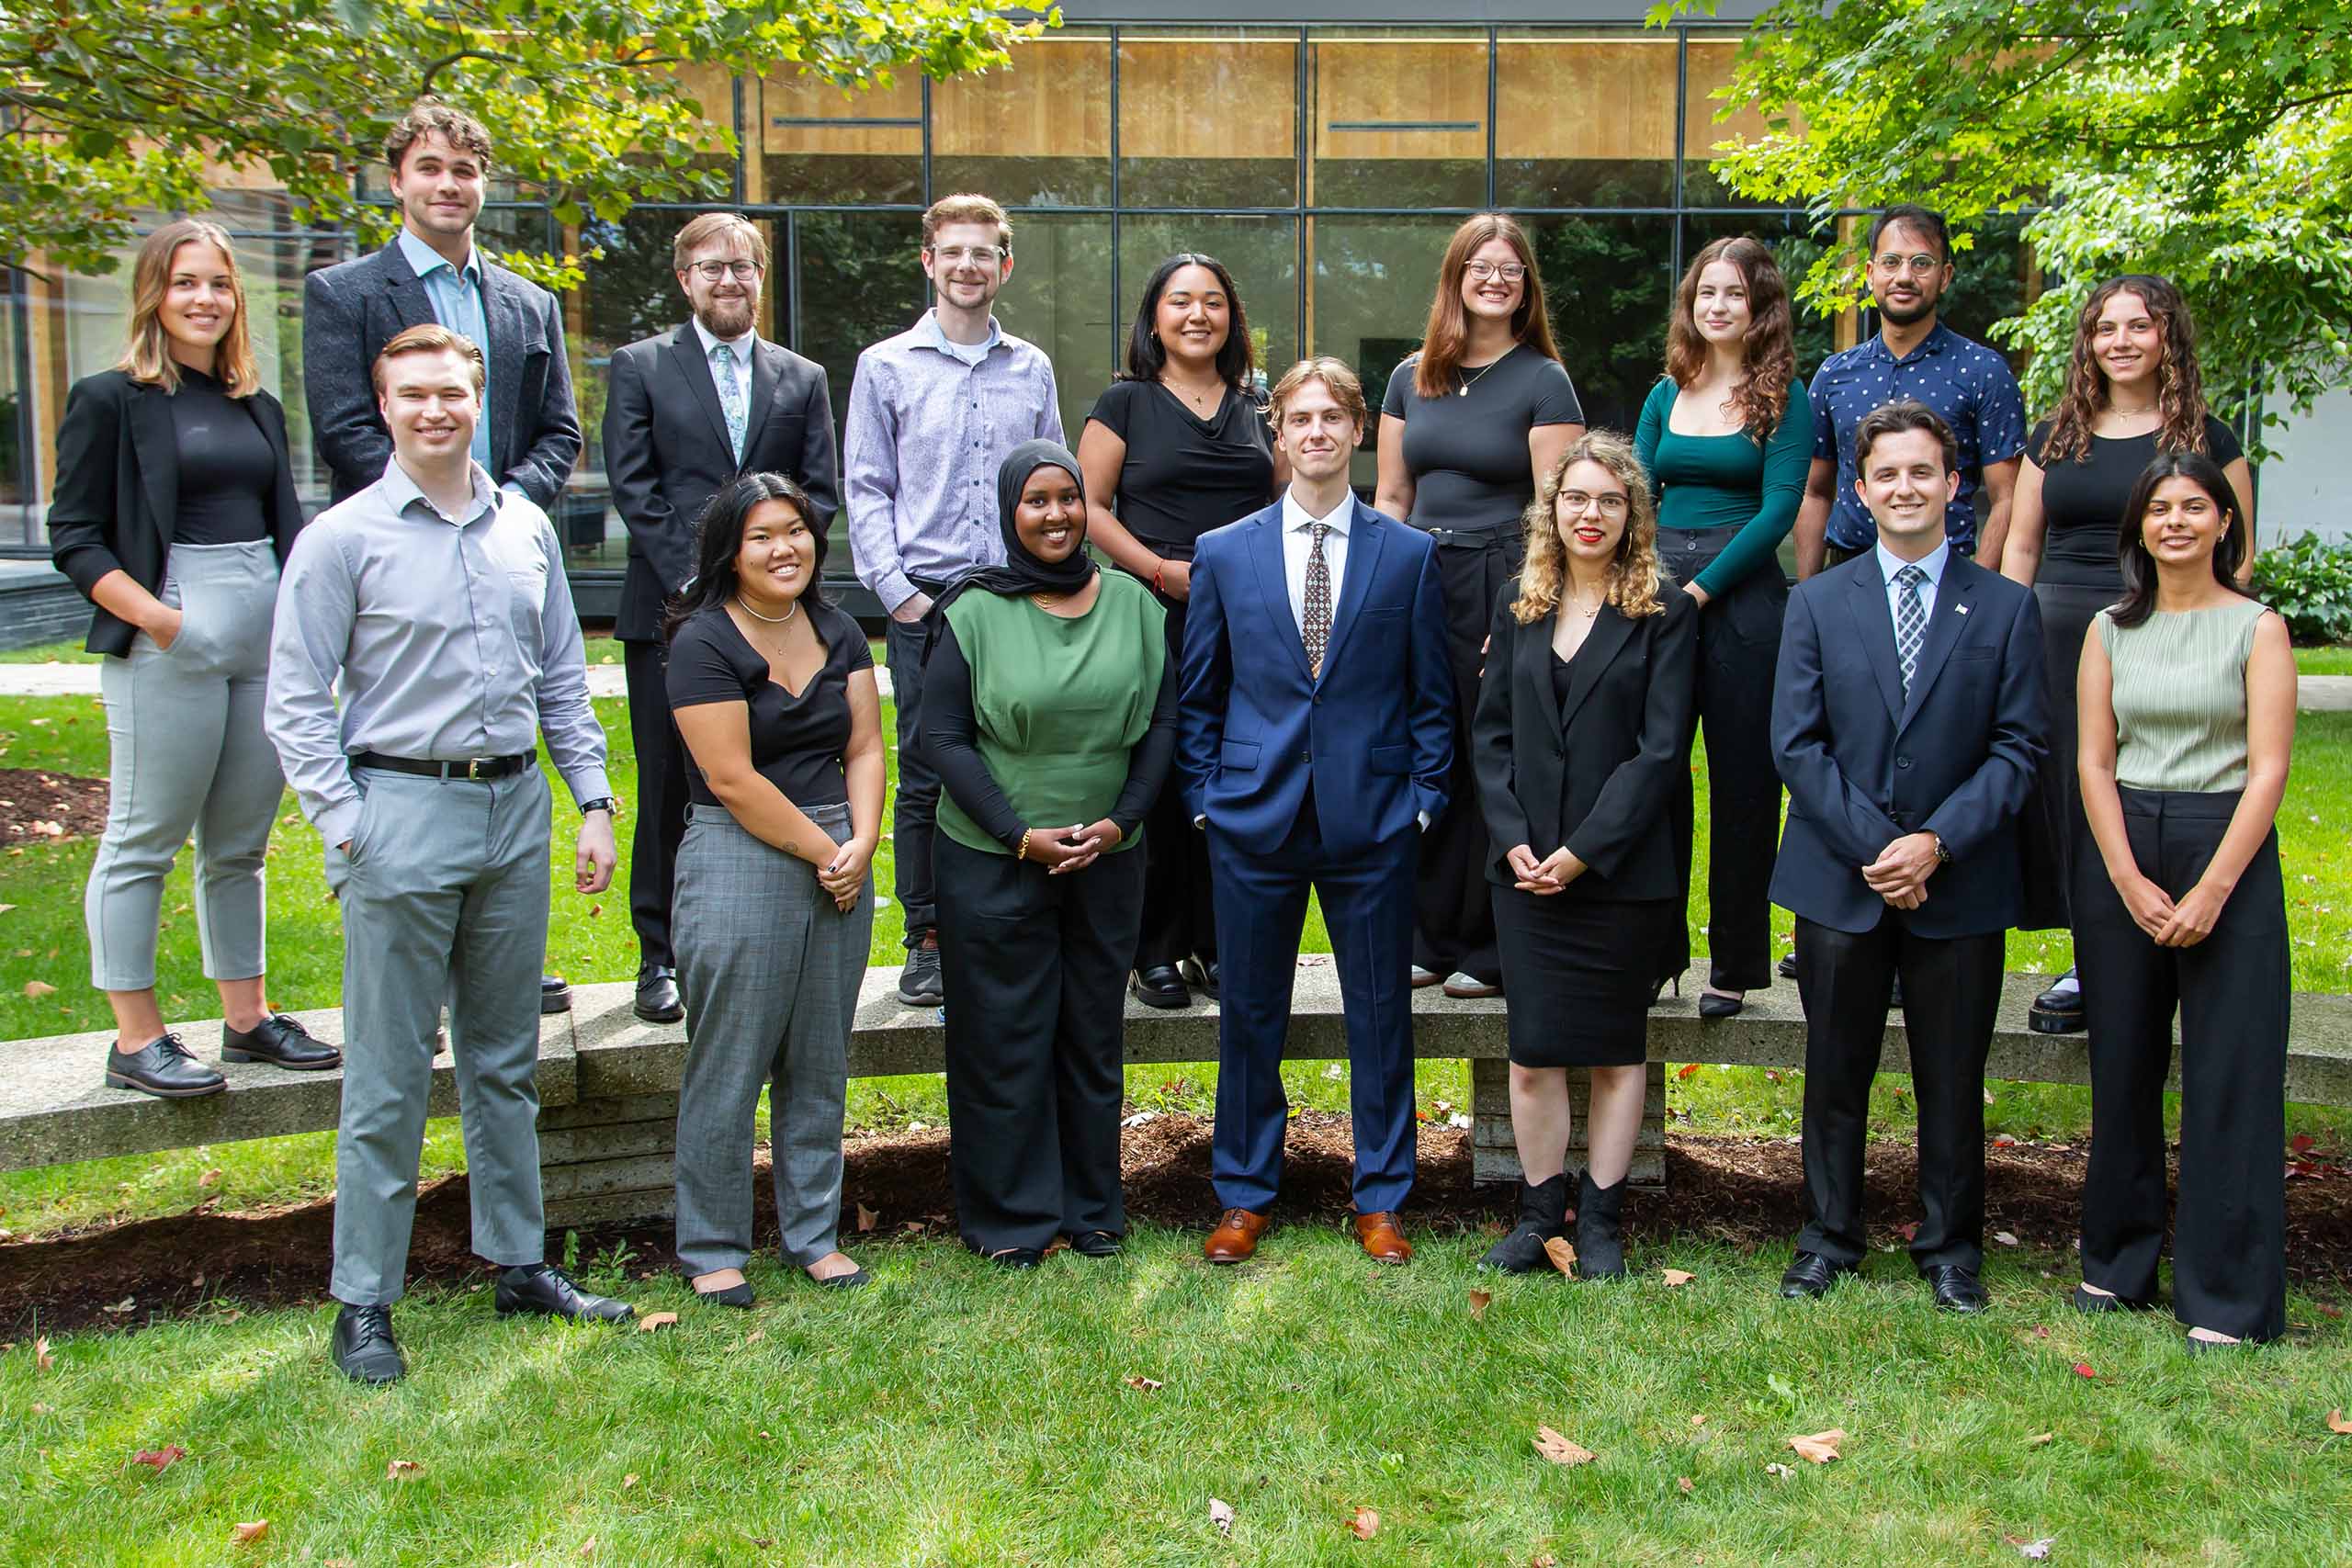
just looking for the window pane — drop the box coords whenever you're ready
[1115,217,1300,390]
[1118,29,1298,209]
[759,70,922,206]
[1497,31,1677,208]
[1306,215,1458,491]
[795,210,932,570]
[1,273,34,546]
[988,214,1114,443]
[1525,214,1677,433]
[1309,30,1487,210]
[933,32,1112,208]
[1939,213,2031,372]
[1683,39,1784,208]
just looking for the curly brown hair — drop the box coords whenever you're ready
[1511,431,1665,625]
[2041,274,2211,465]
[1663,235,1798,442]
[384,99,494,176]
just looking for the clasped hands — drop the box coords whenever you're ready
[2114,872,2227,948]
[809,835,878,913]
[1024,819,1124,875]
[1861,830,1939,910]
[1505,843,1587,895]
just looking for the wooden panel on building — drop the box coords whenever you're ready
[932,36,1112,158]
[1496,36,1677,163]
[1117,37,1296,163]
[1310,38,1488,164]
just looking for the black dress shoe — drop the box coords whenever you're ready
[1779,1251,1857,1299]
[1923,1263,1988,1313]
[2072,1283,2154,1314]
[1066,1230,1123,1258]
[1697,990,1745,1020]
[986,1247,1045,1269]
[1181,955,1219,1000]
[540,974,572,1014]
[332,1303,406,1384]
[684,1271,755,1308]
[633,965,685,1024]
[898,936,944,1006]
[494,1262,634,1323]
[1130,964,1190,1010]
[220,1012,341,1071]
[104,1033,226,1099]
[1776,953,1799,981]
[2027,972,2086,1034]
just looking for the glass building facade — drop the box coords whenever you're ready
[0,13,2039,614]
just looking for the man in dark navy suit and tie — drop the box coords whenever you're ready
[1770,400,2047,1313]
[1177,356,1453,1267]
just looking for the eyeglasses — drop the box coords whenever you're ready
[1558,491,1628,518]
[1464,261,1528,283]
[933,244,1006,266]
[688,260,761,282]
[1872,253,1944,276]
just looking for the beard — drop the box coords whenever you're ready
[697,293,757,339]
[1876,290,1939,327]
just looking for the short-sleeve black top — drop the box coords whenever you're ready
[1381,345,1584,532]
[665,600,875,809]
[1086,378,1275,553]
[2027,415,2242,589]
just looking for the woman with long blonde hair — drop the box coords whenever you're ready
[47,218,334,1098]
[1470,431,1696,1278]
[1997,274,2256,1035]
[1374,213,1586,1001]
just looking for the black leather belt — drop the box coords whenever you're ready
[354,750,533,781]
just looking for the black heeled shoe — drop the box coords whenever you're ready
[1648,975,1681,1007]
[687,1273,756,1309]
[1697,989,1745,1020]
[986,1247,1044,1270]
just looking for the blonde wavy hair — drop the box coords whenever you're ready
[117,220,259,397]
[1511,430,1665,624]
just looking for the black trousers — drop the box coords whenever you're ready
[884,601,946,945]
[1794,912,2004,1272]
[2017,573,2118,932]
[2074,787,2289,1341]
[1132,575,1216,971]
[1413,525,1521,984]
[1657,525,1786,992]
[935,831,1147,1253]
[623,638,688,971]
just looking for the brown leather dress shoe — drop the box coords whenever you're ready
[1354,1211,1412,1264]
[1204,1207,1272,1264]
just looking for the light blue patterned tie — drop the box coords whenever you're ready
[714,342,748,465]
[1893,564,1928,695]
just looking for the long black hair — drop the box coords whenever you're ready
[2111,450,2251,629]
[662,471,828,642]
[1122,252,1254,390]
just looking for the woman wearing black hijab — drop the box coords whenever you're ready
[925,441,1179,1268]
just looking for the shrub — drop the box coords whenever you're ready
[2251,532,2352,646]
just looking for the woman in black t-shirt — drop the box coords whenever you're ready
[1076,254,1280,1009]
[1374,214,1586,998]
[1997,275,2256,1033]
[664,473,887,1306]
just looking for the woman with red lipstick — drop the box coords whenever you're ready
[2072,451,2292,1349]
[2000,276,2255,1037]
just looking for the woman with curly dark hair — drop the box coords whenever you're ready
[1998,275,2256,1034]
[1633,235,1814,1019]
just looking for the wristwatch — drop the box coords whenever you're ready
[1928,831,1951,865]
[580,796,618,816]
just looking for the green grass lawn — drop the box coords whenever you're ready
[3,1229,2349,1566]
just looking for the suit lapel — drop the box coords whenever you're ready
[127,384,177,548]
[1843,554,1905,723]
[1896,556,1979,732]
[1244,511,1312,683]
[1516,604,1562,733]
[483,268,528,468]
[379,243,434,332]
[1555,604,1636,732]
[1314,500,1385,679]
[667,326,734,463]
[745,337,781,446]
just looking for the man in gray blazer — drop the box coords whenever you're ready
[601,211,841,1025]
[303,98,584,1010]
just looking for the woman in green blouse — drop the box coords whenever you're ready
[925,440,1177,1268]
[1634,236,1814,1019]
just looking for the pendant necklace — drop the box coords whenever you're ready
[1458,350,1510,398]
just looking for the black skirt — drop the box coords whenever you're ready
[1491,884,1678,1067]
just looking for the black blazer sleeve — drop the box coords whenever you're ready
[1107,655,1178,839]
[505,288,582,507]
[796,364,842,528]
[601,344,689,595]
[1565,592,1698,879]
[1921,581,2049,859]
[1470,592,1534,856]
[46,374,129,597]
[301,266,392,496]
[923,622,1027,851]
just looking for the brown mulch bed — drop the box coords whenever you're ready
[3,1114,2346,1335]
[0,766,107,844]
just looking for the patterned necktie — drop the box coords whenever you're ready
[714,342,748,465]
[1303,523,1332,679]
[1893,563,1928,695]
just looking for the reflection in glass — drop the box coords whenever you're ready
[933,33,1113,208]
[1307,216,1458,490]
[1682,40,1782,208]
[1118,30,1299,209]
[1497,32,1677,208]
[0,272,29,543]
[1682,211,1836,376]
[986,215,1114,442]
[1116,217,1300,387]
[797,211,931,564]
[760,72,923,206]
[1309,30,1487,210]
[1524,214,1676,434]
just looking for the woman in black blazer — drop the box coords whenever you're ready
[48,219,334,1099]
[1472,430,1696,1278]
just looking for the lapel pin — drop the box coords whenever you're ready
[1955,604,1970,615]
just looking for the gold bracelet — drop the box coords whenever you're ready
[1017,828,1034,862]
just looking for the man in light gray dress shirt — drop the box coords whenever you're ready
[266,323,630,1385]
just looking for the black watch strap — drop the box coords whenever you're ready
[580,796,618,815]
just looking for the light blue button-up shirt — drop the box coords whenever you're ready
[1875,536,1951,627]
[397,228,494,471]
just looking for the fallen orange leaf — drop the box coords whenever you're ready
[32,1336,51,1371]
[130,1446,187,1472]
[1124,1374,1163,1392]
[743,1328,764,1347]
[1690,1414,1709,1428]
[232,1521,269,1544]
[1661,1269,1696,1288]
[624,1473,639,1489]
[1675,1063,1701,1080]
[1346,1506,1380,1540]
[386,1458,423,1480]
[2026,1432,2053,1446]
[636,1312,679,1334]
[1676,1475,1694,1495]
[1787,1428,1846,1464]
[22,979,54,998]
[1532,1426,1596,1466]
[1543,1236,1577,1277]
[2071,1362,2097,1380]
[2328,1410,2352,1435]
[1468,1288,1491,1321]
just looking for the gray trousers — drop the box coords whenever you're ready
[673,801,872,1272]
[86,541,284,991]
[330,765,553,1305]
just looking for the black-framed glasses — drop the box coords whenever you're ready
[688,260,761,282]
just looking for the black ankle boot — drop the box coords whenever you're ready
[1478,1173,1569,1273]
[1575,1169,1628,1279]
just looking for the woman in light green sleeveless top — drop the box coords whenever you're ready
[924,440,1175,1269]
[2073,451,2296,1348]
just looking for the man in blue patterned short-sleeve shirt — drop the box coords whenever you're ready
[1794,204,2027,579]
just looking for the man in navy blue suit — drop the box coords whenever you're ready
[1770,400,2047,1313]
[1178,357,1453,1266]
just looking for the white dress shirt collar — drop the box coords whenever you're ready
[1876,536,1951,625]
[692,317,758,359]
[1282,485,1355,535]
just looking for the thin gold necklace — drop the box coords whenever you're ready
[1457,350,1511,398]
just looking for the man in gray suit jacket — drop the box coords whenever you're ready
[303,98,585,1010]
[601,211,841,1024]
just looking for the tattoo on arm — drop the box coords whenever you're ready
[784,840,801,859]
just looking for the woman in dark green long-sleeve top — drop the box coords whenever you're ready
[1634,236,1814,1019]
